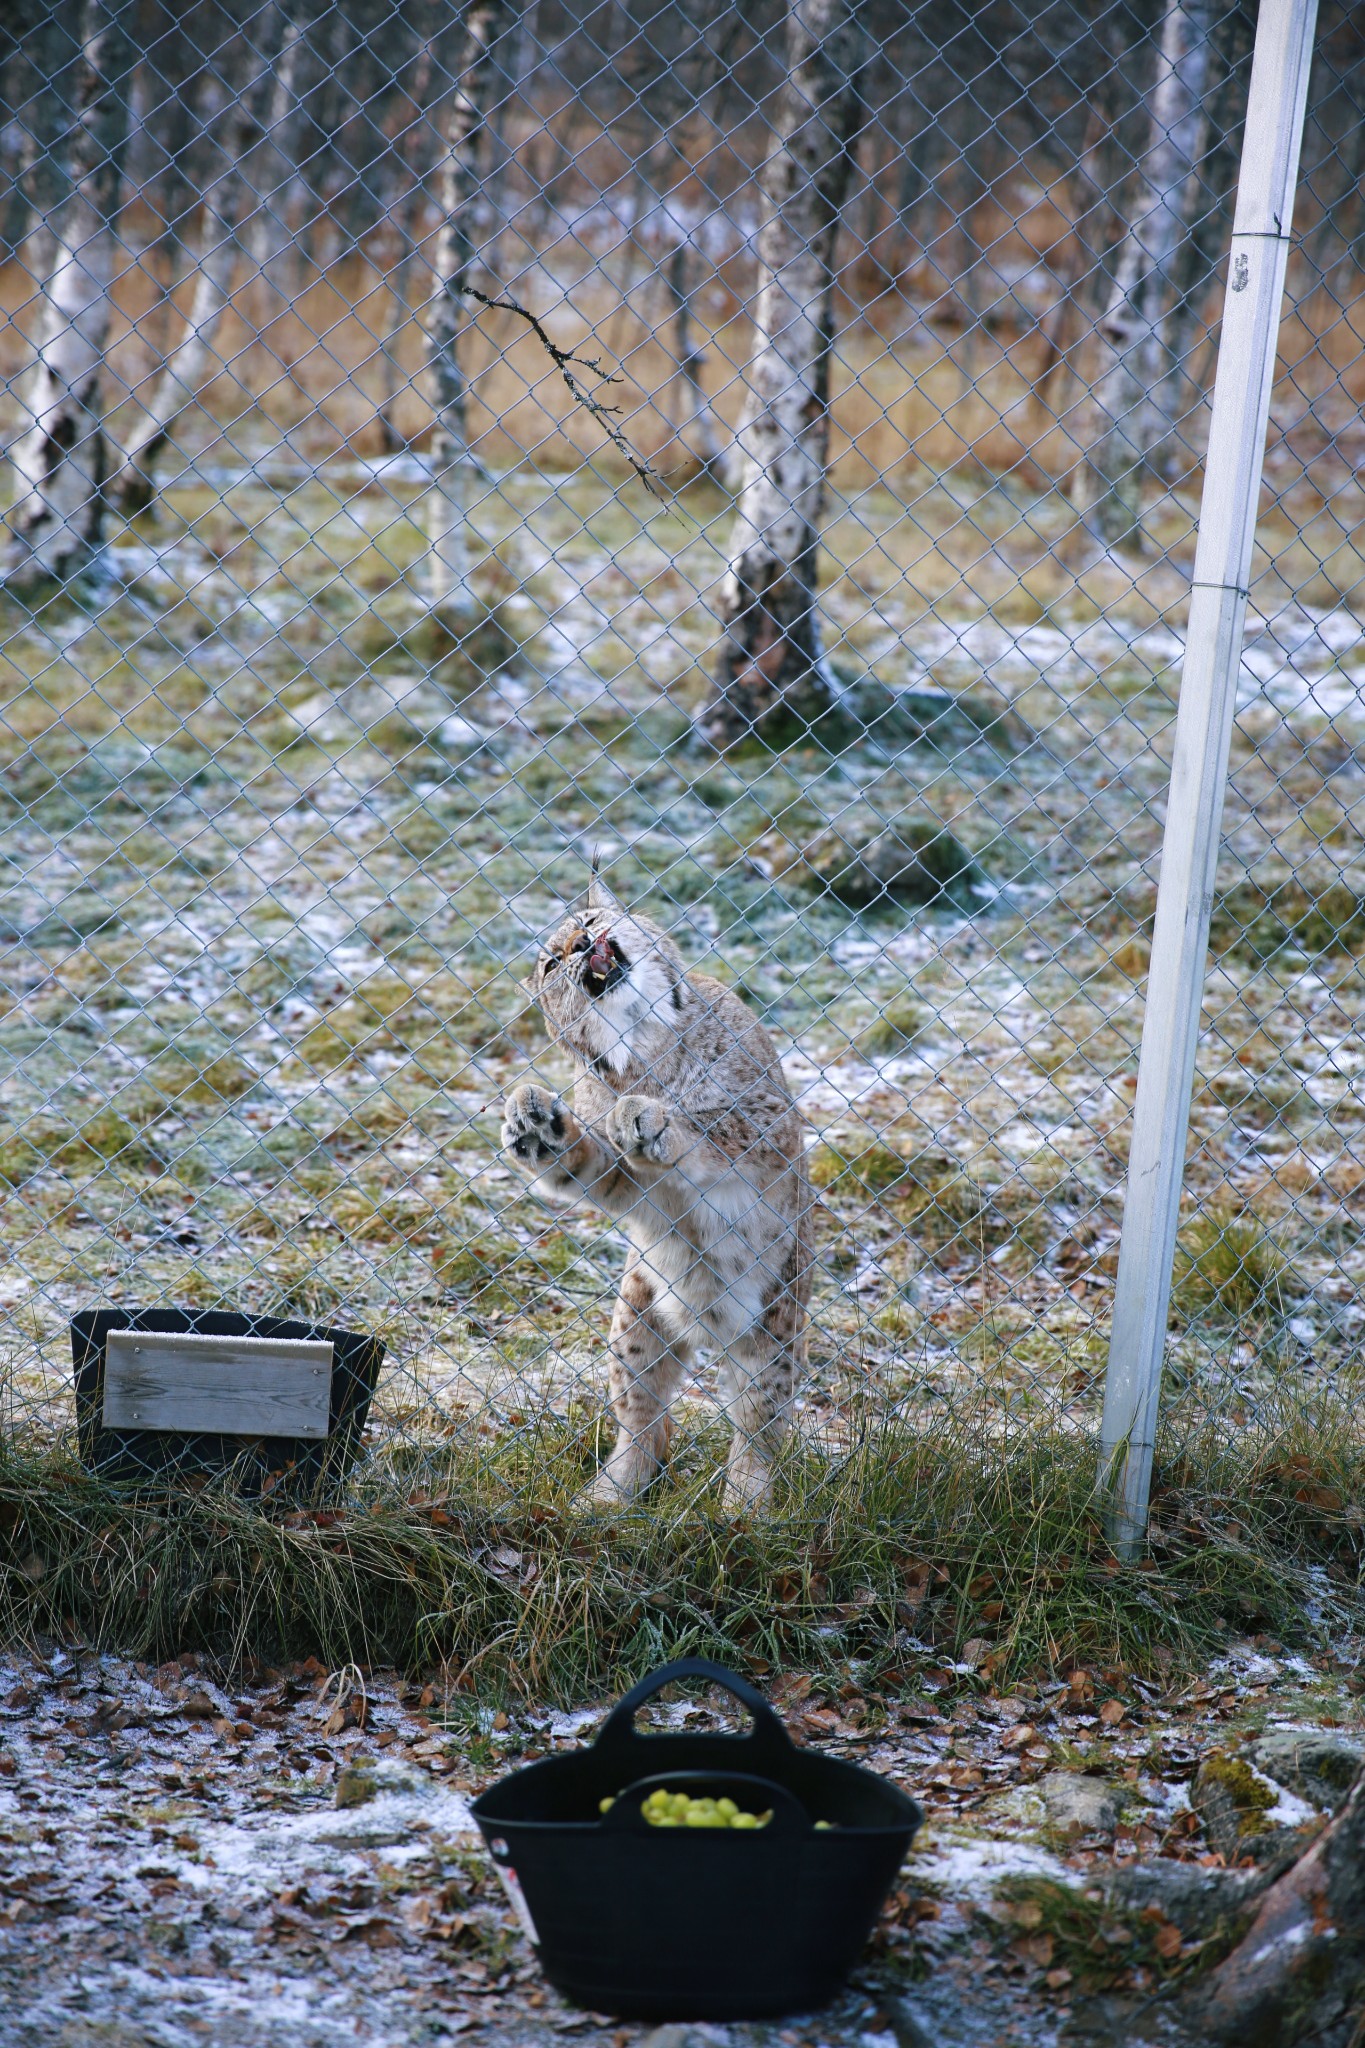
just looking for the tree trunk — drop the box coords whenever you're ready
[1076,0,1216,548]
[663,239,725,478]
[1,14,77,269]
[139,17,199,298]
[699,0,867,749]
[1179,1766,1365,2046]
[1149,3,1255,488]
[241,11,303,319]
[627,1,728,481]
[378,40,435,454]
[111,5,289,516]
[423,0,509,620]
[278,5,322,280]
[300,5,355,275]
[2,0,131,593]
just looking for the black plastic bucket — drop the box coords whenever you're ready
[471,1658,923,2020]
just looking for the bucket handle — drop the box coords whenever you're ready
[601,1770,809,1838]
[593,1658,794,1757]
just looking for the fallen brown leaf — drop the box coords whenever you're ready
[176,1694,219,1721]
[333,1914,400,1947]
[1018,1933,1055,1967]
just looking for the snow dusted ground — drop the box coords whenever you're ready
[1,1638,1361,2048]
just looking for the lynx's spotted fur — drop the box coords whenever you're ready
[501,871,810,1509]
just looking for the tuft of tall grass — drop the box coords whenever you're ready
[0,1111,165,1185]
[1,1386,1360,1700]
[1171,1205,1295,1326]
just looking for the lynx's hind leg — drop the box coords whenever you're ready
[718,1246,807,1511]
[587,1262,692,1505]
[718,1335,796,1511]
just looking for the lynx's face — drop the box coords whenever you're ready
[529,897,686,1075]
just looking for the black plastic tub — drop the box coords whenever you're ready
[471,1658,923,2020]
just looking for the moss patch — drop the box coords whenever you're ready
[774,816,988,912]
[1195,1751,1278,1834]
[994,1874,1240,1992]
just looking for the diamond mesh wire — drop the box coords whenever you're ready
[0,0,1360,1515]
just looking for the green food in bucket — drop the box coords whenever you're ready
[597,1788,838,1829]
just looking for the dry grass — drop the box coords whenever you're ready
[3,221,1363,503]
[1171,1207,1296,1329]
[2,1383,1362,1694]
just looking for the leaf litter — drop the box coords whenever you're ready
[0,1631,1360,2047]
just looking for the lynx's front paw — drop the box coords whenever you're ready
[607,1094,675,1165]
[501,1083,578,1167]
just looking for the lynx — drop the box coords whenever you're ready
[501,869,810,1509]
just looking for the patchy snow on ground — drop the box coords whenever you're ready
[1,1638,1361,2048]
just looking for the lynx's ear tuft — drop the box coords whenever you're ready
[587,851,623,916]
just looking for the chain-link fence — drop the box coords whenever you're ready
[0,0,1362,1532]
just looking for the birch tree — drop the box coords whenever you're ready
[423,0,509,622]
[378,36,435,454]
[1,0,131,592]
[1076,0,1216,548]
[698,0,867,748]
[241,9,304,316]
[1147,7,1253,487]
[111,4,292,516]
[662,239,725,477]
[5,15,78,293]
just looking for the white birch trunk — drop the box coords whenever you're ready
[424,0,509,619]
[379,40,435,454]
[1078,0,1216,546]
[112,7,288,515]
[700,0,866,747]
[242,13,302,310]
[11,17,77,309]
[2,0,131,591]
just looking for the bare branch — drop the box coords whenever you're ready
[461,283,665,499]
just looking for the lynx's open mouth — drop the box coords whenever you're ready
[582,931,627,999]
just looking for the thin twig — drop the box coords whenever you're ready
[461,284,664,498]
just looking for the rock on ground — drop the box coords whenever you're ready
[1245,1729,1364,1813]
[1037,1771,1119,1839]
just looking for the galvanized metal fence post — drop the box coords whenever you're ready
[1099,0,1321,1555]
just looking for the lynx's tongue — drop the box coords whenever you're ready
[587,933,615,980]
